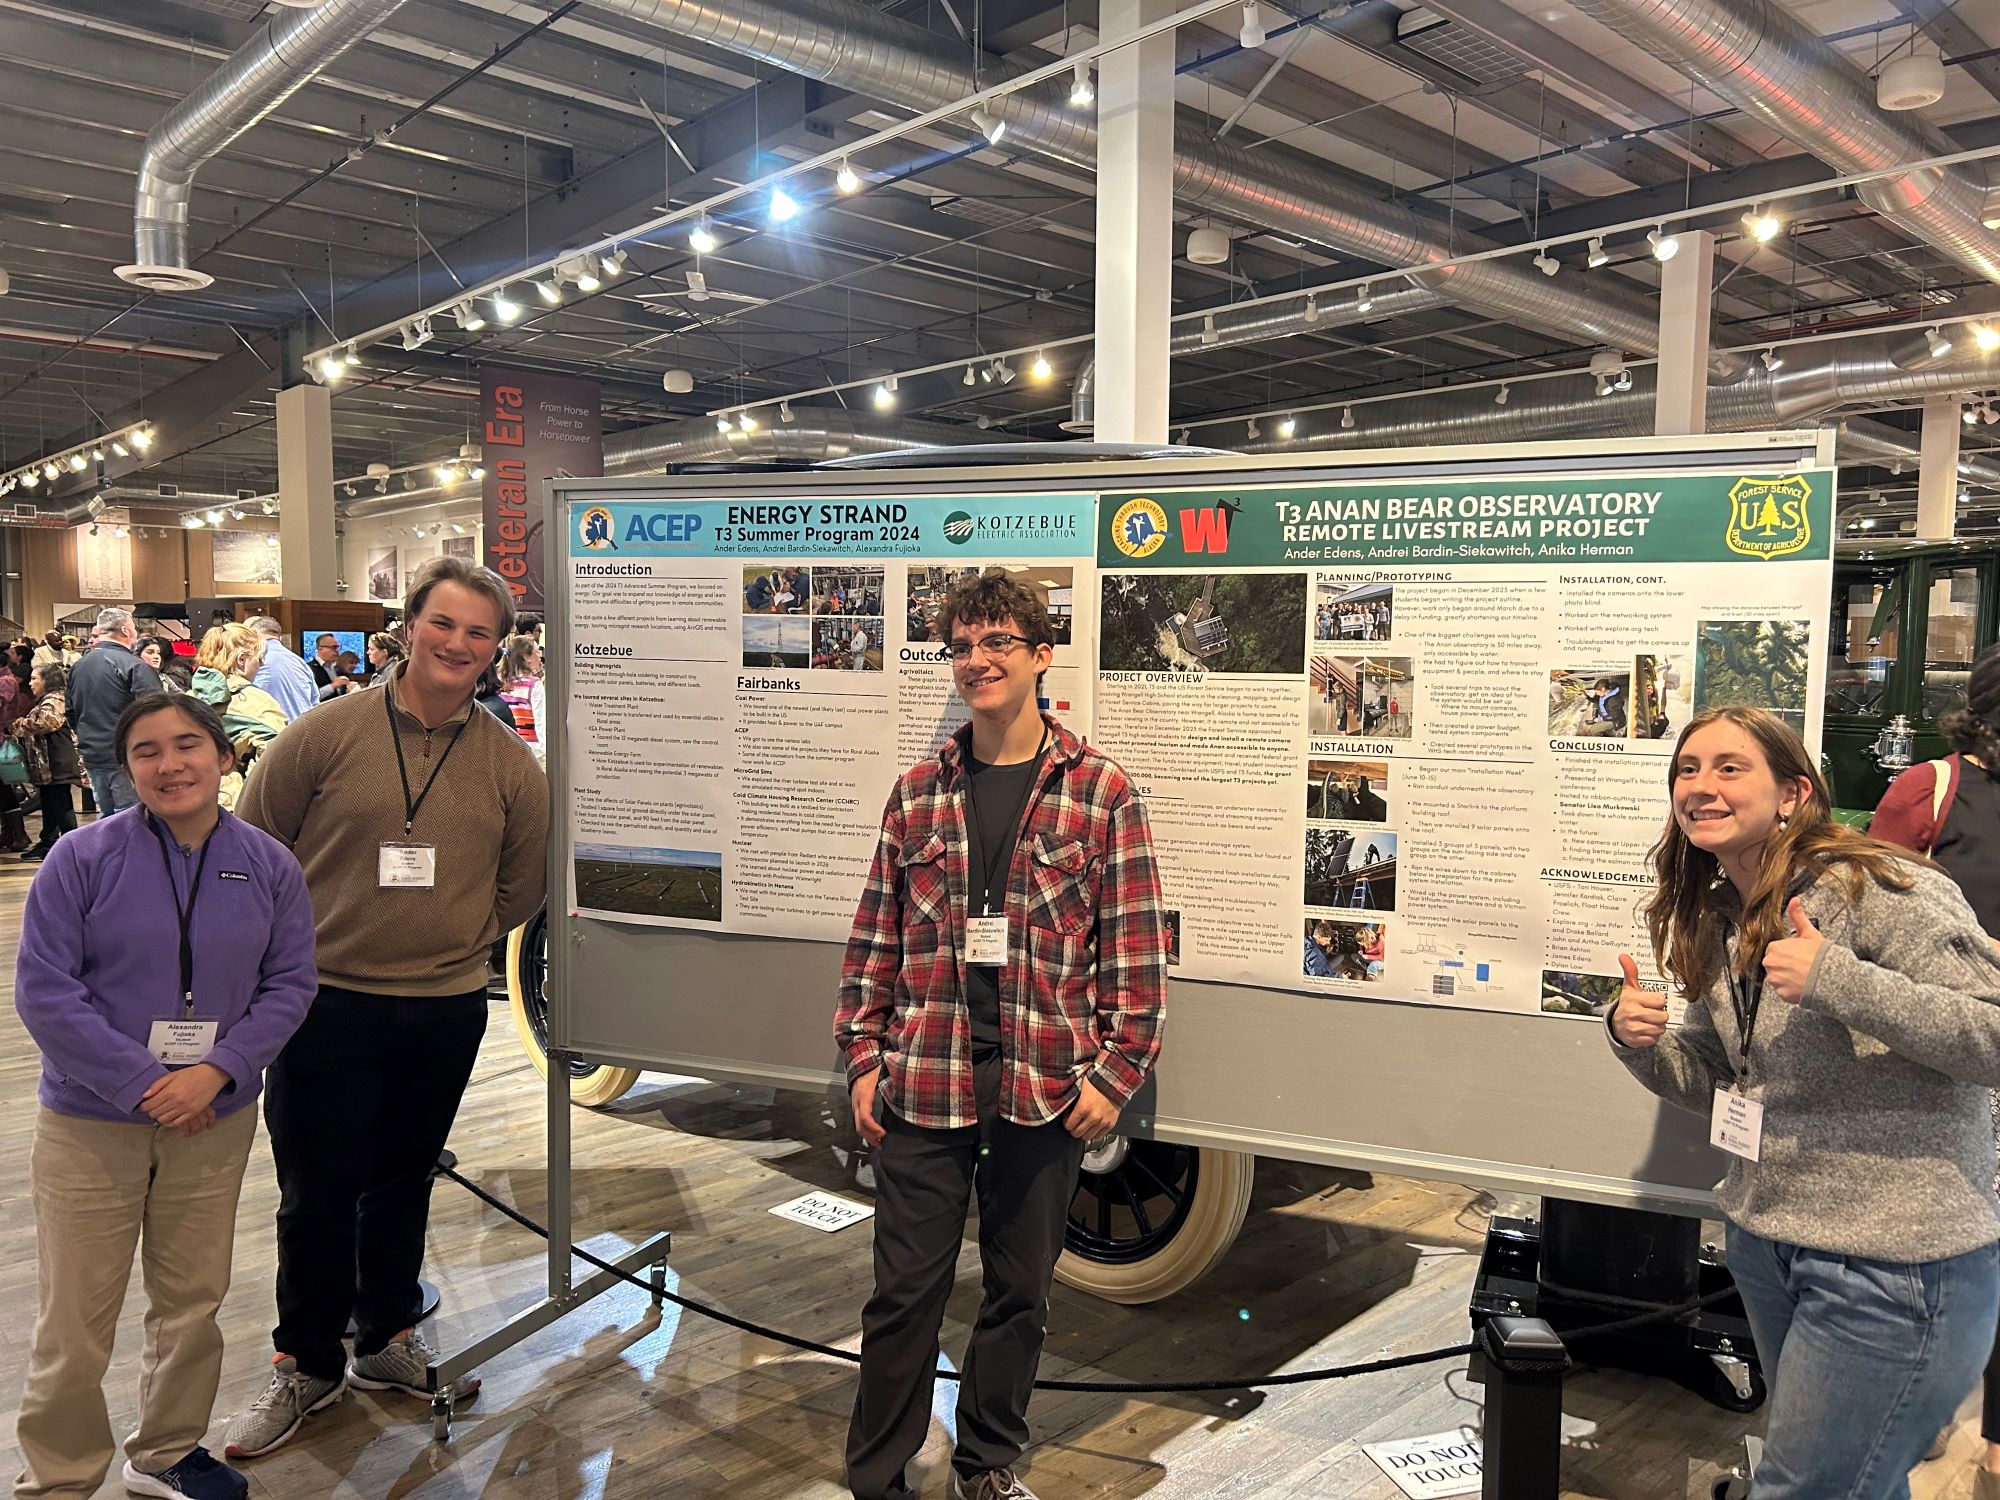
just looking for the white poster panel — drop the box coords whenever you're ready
[565,494,1096,938]
[74,513,132,600]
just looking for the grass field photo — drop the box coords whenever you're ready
[574,843,724,920]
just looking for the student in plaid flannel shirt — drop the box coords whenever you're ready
[834,569,1167,1500]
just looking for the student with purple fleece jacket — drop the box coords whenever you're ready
[11,693,316,1500]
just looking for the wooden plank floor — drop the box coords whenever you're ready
[0,841,1984,1498]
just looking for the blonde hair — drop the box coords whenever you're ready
[196,622,262,677]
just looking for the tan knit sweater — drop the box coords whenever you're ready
[239,666,549,996]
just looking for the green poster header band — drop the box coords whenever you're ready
[1098,468,1835,568]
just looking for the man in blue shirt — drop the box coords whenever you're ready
[247,619,318,723]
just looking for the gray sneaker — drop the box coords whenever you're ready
[950,1469,1041,1500]
[221,1356,346,1459]
[348,1326,481,1403]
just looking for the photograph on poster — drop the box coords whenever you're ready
[443,535,476,562]
[1632,653,1693,741]
[812,618,884,670]
[1306,758,1390,821]
[742,564,811,614]
[1303,827,1398,911]
[812,568,884,617]
[1099,573,1306,674]
[1541,968,1624,1019]
[906,565,1075,645]
[1314,577,1393,642]
[743,615,811,668]
[1303,917,1387,982]
[1549,668,1631,737]
[573,843,723,920]
[209,530,281,586]
[1695,618,1811,729]
[366,545,398,602]
[1310,656,1414,737]
[1163,909,1181,967]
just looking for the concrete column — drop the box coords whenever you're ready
[1917,395,1961,542]
[1654,228,1714,436]
[275,383,337,598]
[1091,0,1175,443]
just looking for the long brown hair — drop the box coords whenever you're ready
[1645,705,1920,1000]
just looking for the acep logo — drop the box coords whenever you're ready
[577,506,617,550]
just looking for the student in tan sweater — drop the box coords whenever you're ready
[223,557,548,1458]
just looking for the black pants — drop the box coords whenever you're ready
[1984,1317,2000,1442]
[846,1054,1087,1500]
[264,984,487,1381]
[34,783,74,847]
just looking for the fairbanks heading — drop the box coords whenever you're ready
[1276,489,1663,543]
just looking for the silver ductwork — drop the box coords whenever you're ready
[598,407,1000,474]
[586,0,1740,377]
[119,0,409,291]
[1569,0,2000,284]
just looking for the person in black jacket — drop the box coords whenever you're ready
[64,608,162,815]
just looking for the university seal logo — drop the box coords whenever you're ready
[578,506,618,550]
[1724,475,1812,560]
[1110,497,1170,559]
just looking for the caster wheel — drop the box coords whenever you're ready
[1709,1364,1766,1413]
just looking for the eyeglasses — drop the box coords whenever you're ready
[947,632,1032,661]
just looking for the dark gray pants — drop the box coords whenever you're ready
[845,1054,1087,1500]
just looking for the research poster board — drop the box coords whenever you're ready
[565,458,1833,1025]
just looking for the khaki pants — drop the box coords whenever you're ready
[14,1105,257,1498]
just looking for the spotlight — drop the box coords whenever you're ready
[112,441,129,458]
[68,453,87,472]
[400,318,433,351]
[91,447,105,462]
[88,523,98,537]
[131,427,153,450]
[452,522,467,534]
[183,512,202,528]
[19,472,35,489]
[1596,376,1613,398]
[1927,326,1954,358]
[1743,207,1782,244]
[1761,347,1784,371]
[1246,417,1260,439]
[779,401,795,422]
[1967,405,1980,425]
[1277,414,1297,438]
[343,484,357,498]
[470,466,484,479]
[1355,282,1374,313]
[230,507,246,520]
[1648,226,1680,261]
[1533,248,1559,276]
[574,265,600,293]
[1030,350,1052,381]
[536,278,562,305]
[412,525,426,539]
[1303,294,1319,324]
[1239,0,1268,48]
[205,510,223,525]
[454,300,486,331]
[1614,369,1633,392]
[1175,428,1191,444]
[1976,324,2000,353]
[1986,406,1999,426]
[980,362,995,383]
[1201,314,1218,346]
[436,463,457,482]
[1069,61,1094,108]
[963,364,976,386]
[994,360,1015,385]
[769,186,800,223]
[1495,384,1510,405]
[342,346,359,368]
[689,218,718,254]
[1340,406,1354,429]
[41,463,57,481]
[738,411,759,432]
[318,355,345,382]
[717,415,734,432]
[492,291,521,323]
[600,248,629,278]
[1586,237,1609,268]
[261,499,277,514]
[836,159,861,194]
[969,108,1006,145]
[873,382,895,409]
[265,535,280,549]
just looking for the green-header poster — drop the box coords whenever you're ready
[1098,467,1834,568]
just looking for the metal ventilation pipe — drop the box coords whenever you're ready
[587,0,1741,377]
[1568,0,2000,283]
[599,408,1002,473]
[119,0,409,292]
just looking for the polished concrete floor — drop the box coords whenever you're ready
[0,840,1984,1498]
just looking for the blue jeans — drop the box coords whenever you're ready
[84,762,134,815]
[1726,1222,2000,1499]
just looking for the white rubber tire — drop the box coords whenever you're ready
[505,922,642,1108]
[1052,1147,1255,1304]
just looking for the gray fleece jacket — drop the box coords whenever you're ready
[1613,860,2000,1262]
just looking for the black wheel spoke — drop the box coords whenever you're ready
[1063,1146,1202,1265]
[1127,1154,1184,1208]
[1096,1190,1112,1239]
[1119,1175,1154,1238]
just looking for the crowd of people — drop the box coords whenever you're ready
[7,563,553,1500]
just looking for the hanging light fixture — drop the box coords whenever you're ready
[1495,384,1510,405]
[836,159,861,194]
[600,248,629,278]
[111,440,129,458]
[574,263,601,292]
[1586,237,1609,268]
[1239,0,1268,48]
[873,381,895,409]
[738,411,759,432]
[1340,407,1355,429]
[318,353,345,382]
[969,107,1006,145]
[1303,294,1319,324]
[454,300,486,331]
[536,278,562,305]
[1761,346,1784,371]
[689,218,718,254]
[1355,282,1374,313]
[1277,414,1297,438]
[131,427,153,450]
[1532,248,1559,276]
[1245,417,1260,439]
[1648,226,1680,261]
[1927,326,1954,358]
[492,290,521,323]
[716,415,734,432]
[769,186,800,223]
[1030,350,1052,381]
[779,401,795,423]
[68,453,87,472]
[41,462,58,481]
[963,364,977,386]
[1742,206,1783,243]
[1069,60,1094,107]
[1201,314,1218,346]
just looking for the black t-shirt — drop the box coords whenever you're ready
[1934,762,2000,939]
[963,752,1043,1056]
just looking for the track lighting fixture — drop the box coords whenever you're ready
[994,360,1015,386]
[1246,417,1260,440]
[264,535,279,549]
[1586,237,1608,268]
[183,512,202,528]
[969,107,1006,145]
[1967,404,1981,425]
[1340,407,1354,429]
[600,248,629,278]
[836,159,860,194]
[1743,207,1782,244]
[1648,226,1680,262]
[1533,248,1559,277]
[492,291,521,323]
[717,415,734,432]
[91,447,105,462]
[1175,428,1191,444]
[317,354,345,383]
[769,187,800,223]
[738,411,758,432]
[689,218,718,254]
[230,507,246,520]
[205,510,224,525]
[1495,384,1510,405]
[19,471,36,489]
[1761,346,1784,370]
[342,346,359,368]
[400,318,433,352]
[780,401,795,422]
[1201,314,1218,346]
[962,364,977,387]
[471,466,484,479]
[980,361,995,383]
[131,428,153,450]
[1927,326,1954,358]
[1239,0,1268,48]
[1976,324,2000,353]
[1277,414,1297,438]
[452,521,468,534]
[68,453,87,472]
[1303,294,1319,324]
[1069,60,1094,108]
[1031,351,1052,381]
[112,441,129,458]
[574,264,600,293]
[41,463,58,481]
[873,382,895,409]
[453,300,485,331]
[1614,369,1633,392]
[536,278,562,305]
[1355,283,1374,313]
[1985,404,1999,426]
[412,525,426,539]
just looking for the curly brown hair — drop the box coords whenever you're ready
[937,568,1054,650]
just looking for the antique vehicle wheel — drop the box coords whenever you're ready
[506,908,642,1107]
[1053,1138,1254,1303]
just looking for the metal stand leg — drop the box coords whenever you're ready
[431,1391,453,1443]
[649,1260,667,1312]
[1479,1316,1568,1500]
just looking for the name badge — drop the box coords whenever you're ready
[1710,1087,1764,1162]
[378,842,437,889]
[965,914,1008,967]
[147,1018,218,1066]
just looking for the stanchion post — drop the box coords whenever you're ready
[1479,1315,1566,1500]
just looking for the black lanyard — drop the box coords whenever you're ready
[1726,951,1763,1084]
[386,682,470,838]
[151,815,215,1016]
[961,724,1050,915]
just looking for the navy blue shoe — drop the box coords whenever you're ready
[122,1447,249,1499]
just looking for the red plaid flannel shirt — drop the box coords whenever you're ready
[833,715,1167,1130]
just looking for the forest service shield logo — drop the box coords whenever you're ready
[1724,476,1812,560]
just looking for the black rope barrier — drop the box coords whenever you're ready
[438,1164,1739,1395]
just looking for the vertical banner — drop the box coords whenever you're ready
[482,367,601,613]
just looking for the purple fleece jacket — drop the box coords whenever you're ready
[15,805,317,1124]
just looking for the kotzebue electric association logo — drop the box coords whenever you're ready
[942,511,976,545]
[578,506,617,550]
[1723,474,1812,560]
[942,507,1085,546]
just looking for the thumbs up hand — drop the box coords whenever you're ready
[1610,952,1669,1049]
[1759,898,1823,1005]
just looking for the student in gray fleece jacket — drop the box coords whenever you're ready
[1609,705,2000,1500]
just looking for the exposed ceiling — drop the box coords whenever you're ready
[0,0,1997,532]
